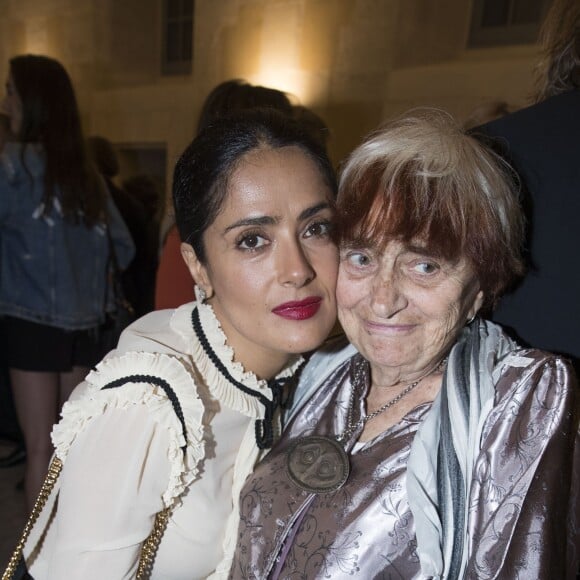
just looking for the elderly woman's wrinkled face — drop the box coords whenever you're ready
[337,239,484,380]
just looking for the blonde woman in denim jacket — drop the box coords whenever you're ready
[0,55,134,510]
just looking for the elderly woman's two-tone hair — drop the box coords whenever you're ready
[336,110,525,310]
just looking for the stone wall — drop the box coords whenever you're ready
[0,0,542,204]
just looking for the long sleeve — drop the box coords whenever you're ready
[30,405,171,579]
[466,355,579,579]
[25,350,207,579]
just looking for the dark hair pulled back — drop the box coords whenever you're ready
[173,108,336,263]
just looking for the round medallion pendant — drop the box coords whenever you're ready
[286,435,350,494]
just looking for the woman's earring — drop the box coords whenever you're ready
[467,314,476,325]
[198,287,207,303]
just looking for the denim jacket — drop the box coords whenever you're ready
[0,143,135,330]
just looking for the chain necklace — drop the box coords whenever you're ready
[337,356,447,444]
[286,355,447,495]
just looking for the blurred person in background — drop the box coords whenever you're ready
[462,99,512,130]
[123,174,164,231]
[88,136,158,318]
[474,0,580,372]
[0,111,25,466]
[195,79,293,134]
[0,54,134,510]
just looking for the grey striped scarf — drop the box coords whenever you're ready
[406,319,516,579]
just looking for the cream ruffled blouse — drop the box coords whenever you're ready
[25,294,303,580]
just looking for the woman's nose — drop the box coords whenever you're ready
[369,276,407,317]
[278,241,315,288]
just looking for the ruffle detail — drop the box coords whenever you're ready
[170,301,303,419]
[51,351,205,508]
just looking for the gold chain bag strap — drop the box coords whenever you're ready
[2,457,169,580]
[3,456,62,580]
[136,508,171,579]
[3,373,190,580]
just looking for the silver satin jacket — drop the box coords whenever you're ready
[230,344,579,579]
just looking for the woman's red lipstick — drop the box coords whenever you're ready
[272,297,322,320]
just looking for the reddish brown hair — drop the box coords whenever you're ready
[336,110,525,310]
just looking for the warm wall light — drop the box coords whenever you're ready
[24,21,55,56]
[248,69,306,102]
[248,68,328,107]
[243,1,331,108]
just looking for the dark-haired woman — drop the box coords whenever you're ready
[0,55,134,510]
[15,110,338,579]
[155,78,294,310]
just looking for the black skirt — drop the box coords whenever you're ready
[0,315,103,372]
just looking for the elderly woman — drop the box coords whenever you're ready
[230,112,580,579]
